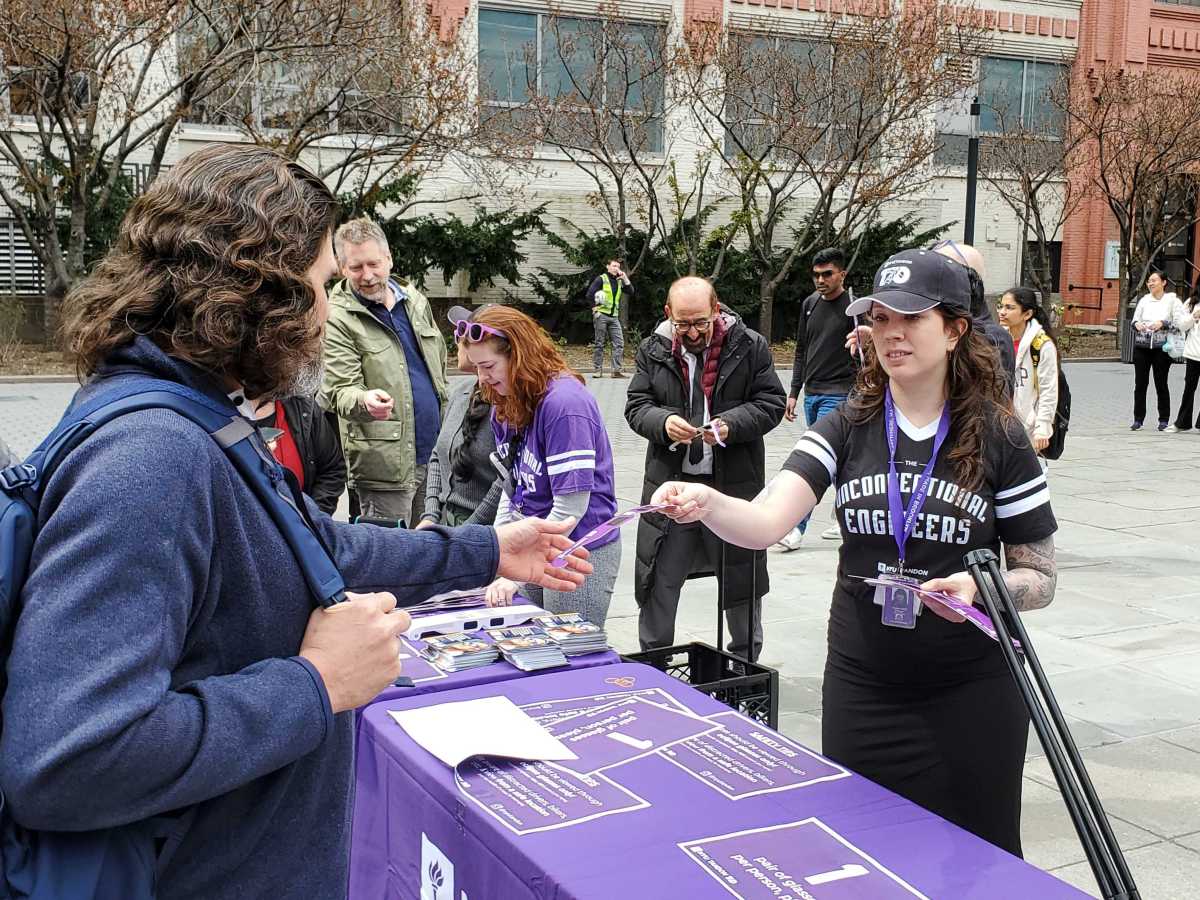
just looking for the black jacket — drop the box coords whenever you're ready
[625,313,786,607]
[278,397,347,515]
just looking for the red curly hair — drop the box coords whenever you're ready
[471,306,582,430]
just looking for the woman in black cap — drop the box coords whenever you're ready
[415,306,502,528]
[653,248,1059,856]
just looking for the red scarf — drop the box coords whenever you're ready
[672,312,728,404]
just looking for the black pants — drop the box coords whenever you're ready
[822,658,1030,856]
[1175,358,1200,430]
[1132,345,1173,424]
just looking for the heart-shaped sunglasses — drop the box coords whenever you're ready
[454,320,506,342]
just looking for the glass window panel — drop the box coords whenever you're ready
[610,24,664,115]
[478,9,536,104]
[980,56,1024,133]
[542,17,600,103]
[1025,62,1067,135]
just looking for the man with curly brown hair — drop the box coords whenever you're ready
[0,144,591,900]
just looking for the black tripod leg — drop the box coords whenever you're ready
[717,541,726,655]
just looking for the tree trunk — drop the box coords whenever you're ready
[759,274,776,344]
[42,277,70,348]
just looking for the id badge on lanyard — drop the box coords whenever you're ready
[875,388,951,629]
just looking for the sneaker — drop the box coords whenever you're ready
[592,370,603,378]
[1158,420,1169,431]
[775,527,805,551]
[820,525,842,541]
[1165,425,1180,433]
[611,370,627,378]
[1130,421,1143,431]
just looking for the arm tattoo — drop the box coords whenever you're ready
[1003,535,1058,611]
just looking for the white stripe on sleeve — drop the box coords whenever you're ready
[995,473,1047,501]
[995,487,1051,519]
[794,436,836,481]
[547,459,597,476]
[546,449,596,464]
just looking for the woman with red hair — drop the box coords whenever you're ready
[462,306,620,626]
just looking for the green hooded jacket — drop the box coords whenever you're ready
[320,278,448,492]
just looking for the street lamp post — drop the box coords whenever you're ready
[964,96,981,244]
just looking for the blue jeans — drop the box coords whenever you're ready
[795,393,846,534]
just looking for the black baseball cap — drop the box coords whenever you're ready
[846,249,972,317]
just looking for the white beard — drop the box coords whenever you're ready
[280,354,325,399]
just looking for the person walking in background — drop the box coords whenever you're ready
[625,277,786,661]
[1130,271,1186,431]
[652,249,1058,855]
[1169,293,1200,432]
[417,306,503,528]
[248,394,346,514]
[321,218,448,525]
[932,240,1015,392]
[778,247,858,551]
[468,306,622,627]
[998,287,1060,457]
[589,258,632,378]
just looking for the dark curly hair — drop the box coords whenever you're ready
[63,144,339,399]
[848,307,1016,491]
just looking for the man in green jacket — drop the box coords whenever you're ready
[322,218,448,524]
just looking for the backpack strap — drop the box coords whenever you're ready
[17,377,346,608]
[1030,332,1047,368]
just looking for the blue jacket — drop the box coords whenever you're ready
[0,338,500,899]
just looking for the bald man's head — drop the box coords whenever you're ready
[666,276,719,351]
[934,241,986,280]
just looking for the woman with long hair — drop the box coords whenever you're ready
[1130,270,1186,430]
[466,306,621,626]
[997,287,1060,455]
[416,307,502,528]
[1170,292,1200,432]
[653,250,1058,856]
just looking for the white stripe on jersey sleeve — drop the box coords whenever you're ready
[546,449,597,464]
[793,434,836,481]
[995,486,1051,519]
[806,430,836,458]
[995,473,1047,501]
[547,458,597,476]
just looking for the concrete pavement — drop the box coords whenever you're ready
[3,361,1200,897]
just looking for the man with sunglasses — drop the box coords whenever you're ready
[626,277,786,661]
[779,247,859,551]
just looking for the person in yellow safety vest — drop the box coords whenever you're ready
[589,258,633,378]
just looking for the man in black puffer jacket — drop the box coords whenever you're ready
[252,396,347,515]
[625,277,786,661]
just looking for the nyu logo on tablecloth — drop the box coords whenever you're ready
[421,833,454,900]
[605,676,636,688]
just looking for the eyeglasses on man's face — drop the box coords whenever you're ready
[671,318,713,334]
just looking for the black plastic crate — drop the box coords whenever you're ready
[622,642,779,728]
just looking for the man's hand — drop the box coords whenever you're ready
[414,519,436,530]
[496,517,593,592]
[485,577,520,607]
[784,396,798,423]
[702,418,728,445]
[362,389,394,420]
[299,591,411,714]
[665,415,700,444]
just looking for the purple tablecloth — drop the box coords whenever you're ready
[350,663,1090,899]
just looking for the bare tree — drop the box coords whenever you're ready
[0,0,376,334]
[483,5,676,316]
[677,3,983,341]
[977,67,1086,303]
[1056,66,1200,345]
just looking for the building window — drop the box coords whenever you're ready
[979,57,1067,136]
[1022,240,1062,294]
[477,8,665,153]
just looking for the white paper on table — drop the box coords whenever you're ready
[388,695,579,768]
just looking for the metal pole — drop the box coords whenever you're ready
[964,97,980,244]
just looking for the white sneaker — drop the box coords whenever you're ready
[1165,425,1180,433]
[776,527,805,551]
[820,525,842,541]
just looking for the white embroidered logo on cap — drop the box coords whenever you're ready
[878,266,911,287]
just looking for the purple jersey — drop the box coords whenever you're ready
[492,375,618,546]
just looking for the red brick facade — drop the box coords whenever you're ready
[1062,0,1200,325]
